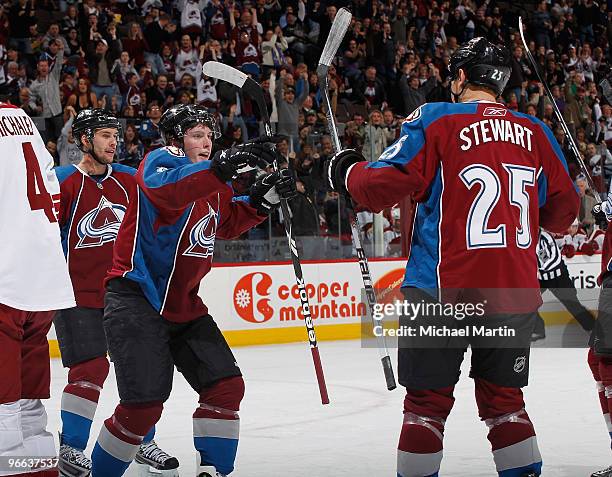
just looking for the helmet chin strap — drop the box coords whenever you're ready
[450,78,468,103]
[84,134,109,167]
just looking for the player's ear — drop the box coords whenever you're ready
[81,134,92,149]
[458,68,467,88]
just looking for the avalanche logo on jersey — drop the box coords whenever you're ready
[76,196,126,249]
[183,203,219,259]
[404,106,422,123]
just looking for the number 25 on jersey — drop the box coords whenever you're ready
[460,163,536,250]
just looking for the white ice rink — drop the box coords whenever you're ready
[46,331,611,476]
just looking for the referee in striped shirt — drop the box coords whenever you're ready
[533,228,595,340]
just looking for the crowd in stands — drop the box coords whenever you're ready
[2,0,611,253]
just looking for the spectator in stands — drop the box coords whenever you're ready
[145,73,174,109]
[57,105,80,165]
[344,111,366,151]
[180,0,204,40]
[66,77,98,112]
[122,23,148,69]
[399,64,435,116]
[29,42,64,142]
[363,109,395,162]
[276,68,308,151]
[261,26,288,73]
[61,5,79,35]
[174,34,200,83]
[289,180,320,257]
[16,87,38,116]
[355,65,386,111]
[42,23,68,51]
[588,141,612,181]
[64,27,81,57]
[116,123,144,168]
[86,37,121,104]
[139,102,163,150]
[1,62,22,101]
[283,9,308,65]
[576,176,597,233]
[343,38,365,82]
[9,0,36,54]
[143,13,176,75]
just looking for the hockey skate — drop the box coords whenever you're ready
[135,440,180,476]
[592,465,612,477]
[197,465,226,477]
[58,442,92,477]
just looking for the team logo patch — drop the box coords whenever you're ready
[164,145,184,156]
[483,107,507,117]
[513,356,526,373]
[76,196,126,248]
[183,203,219,259]
[403,106,422,123]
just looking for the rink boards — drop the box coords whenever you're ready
[48,254,604,356]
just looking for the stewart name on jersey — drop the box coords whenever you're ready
[346,101,579,313]
[107,146,265,322]
[55,163,137,308]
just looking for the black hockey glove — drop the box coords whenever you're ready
[325,149,365,195]
[592,203,609,230]
[249,169,297,216]
[211,141,279,182]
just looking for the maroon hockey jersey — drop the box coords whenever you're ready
[55,163,137,308]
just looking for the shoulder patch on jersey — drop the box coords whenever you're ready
[164,145,184,157]
[111,163,137,176]
[156,166,169,173]
[54,164,80,184]
[403,106,422,123]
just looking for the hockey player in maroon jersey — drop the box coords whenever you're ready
[587,193,612,477]
[54,109,178,477]
[326,38,579,477]
[89,104,296,477]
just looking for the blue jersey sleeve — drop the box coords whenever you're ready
[139,146,228,210]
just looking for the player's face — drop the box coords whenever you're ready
[183,124,213,163]
[91,128,119,163]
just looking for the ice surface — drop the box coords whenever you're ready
[45,330,609,476]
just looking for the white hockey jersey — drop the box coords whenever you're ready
[0,104,75,311]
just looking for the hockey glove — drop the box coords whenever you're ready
[592,204,610,230]
[325,149,365,194]
[249,169,297,216]
[211,141,279,182]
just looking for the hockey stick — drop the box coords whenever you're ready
[316,7,397,391]
[518,17,601,202]
[202,61,330,405]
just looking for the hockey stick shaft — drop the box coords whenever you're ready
[518,17,601,202]
[202,61,329,404]
[317,8,396,391]
[241,74,330,405]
